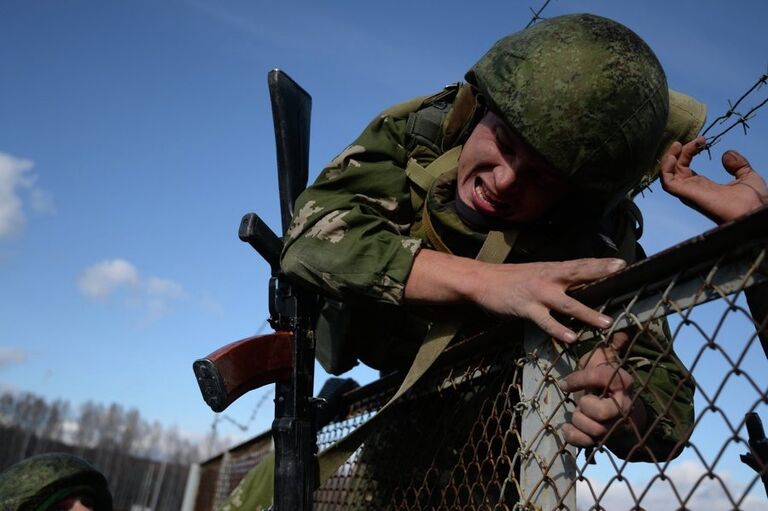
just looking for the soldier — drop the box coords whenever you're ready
[0,453,112,511]
[283,13,696,459]
[226,12,768,509]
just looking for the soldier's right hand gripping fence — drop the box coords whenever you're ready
[310,206,768,510]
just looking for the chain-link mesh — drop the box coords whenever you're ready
[194,435,273,511]
[313,207,768,510]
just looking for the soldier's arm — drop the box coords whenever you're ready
[281,111,423,305]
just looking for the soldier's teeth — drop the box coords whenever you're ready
[476,184,500,207]
[477,184,491,203]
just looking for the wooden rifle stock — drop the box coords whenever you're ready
[193,331,293,413]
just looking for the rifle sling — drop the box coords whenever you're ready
[316,228,518,486]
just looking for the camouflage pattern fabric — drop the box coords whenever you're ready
[280,80,694,461]
[220,453,274,511]
[274,15,698,508]
[467,13,668,199]
[0,453,112,511]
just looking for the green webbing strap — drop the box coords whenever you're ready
[316,228,518,485]
[406,144,463,214]
[421,202,453,255]
[406,145,464,194]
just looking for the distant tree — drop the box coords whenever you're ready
[121,408,141,454]
[98,403,124,450]
[0,391,14,420]
[41,398,69,442]
[75,401,102,447]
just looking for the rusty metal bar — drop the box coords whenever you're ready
[521,326,578,510]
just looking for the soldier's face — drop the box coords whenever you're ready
[51,496,95,511]
[457,111,569,223]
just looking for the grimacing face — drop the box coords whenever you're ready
[457,111,569,223]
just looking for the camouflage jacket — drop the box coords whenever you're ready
[281,84,694,461]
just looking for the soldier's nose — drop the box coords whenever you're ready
[493,164,519,193]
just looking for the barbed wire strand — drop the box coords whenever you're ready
[207,388,274,457]
[525,0,554,28]
[702,71,768,154]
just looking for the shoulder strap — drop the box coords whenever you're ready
[406,144,463,195]
[406,100,451,154]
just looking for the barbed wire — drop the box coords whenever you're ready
[215,390,273,433]
[525,0,555,28]
[701,70,768,154]
[206,389,274,456]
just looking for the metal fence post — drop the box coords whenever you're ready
[520,326,578,510]
[180,463,200,511]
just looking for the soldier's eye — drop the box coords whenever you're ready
[495,127,515,154]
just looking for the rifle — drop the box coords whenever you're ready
[193,69,317,510]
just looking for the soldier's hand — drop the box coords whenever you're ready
[472,258,625,343]
[405,250,625,343]
[559,331,647,449]
[661,136,768,224]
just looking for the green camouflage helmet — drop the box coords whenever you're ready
[0,453,112,511]
[466,13,669,198]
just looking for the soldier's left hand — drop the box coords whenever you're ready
[661,136,768,224]
[559,331,647,449]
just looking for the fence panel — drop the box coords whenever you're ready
[313,207,768,510]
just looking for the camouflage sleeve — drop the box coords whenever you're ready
[281,112,423,305]
[621,318,695,462]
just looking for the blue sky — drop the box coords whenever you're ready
[2,0,768,502]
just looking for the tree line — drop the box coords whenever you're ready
[0,389,231,466]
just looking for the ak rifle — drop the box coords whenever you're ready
[193,69,318,510]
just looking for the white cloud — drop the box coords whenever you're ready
[578,459,764,511]
[77,259,140,299]
[77,258,202,321]
[0,152,54,238]
[0,347,27,369]
[146,276,187,299]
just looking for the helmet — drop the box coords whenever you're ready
[466,13,669,199]
[0,453,113,511]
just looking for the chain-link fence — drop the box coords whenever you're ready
[192,432,273,511]
[314,206,768,510]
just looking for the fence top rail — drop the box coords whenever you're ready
[572,204,768,307]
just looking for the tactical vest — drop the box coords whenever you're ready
[315,84,706,375]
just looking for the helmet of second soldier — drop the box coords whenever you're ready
[0,453,112,511]
[466,13,669,200]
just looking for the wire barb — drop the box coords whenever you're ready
[702,72,768,152]
[525,0,554,28]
